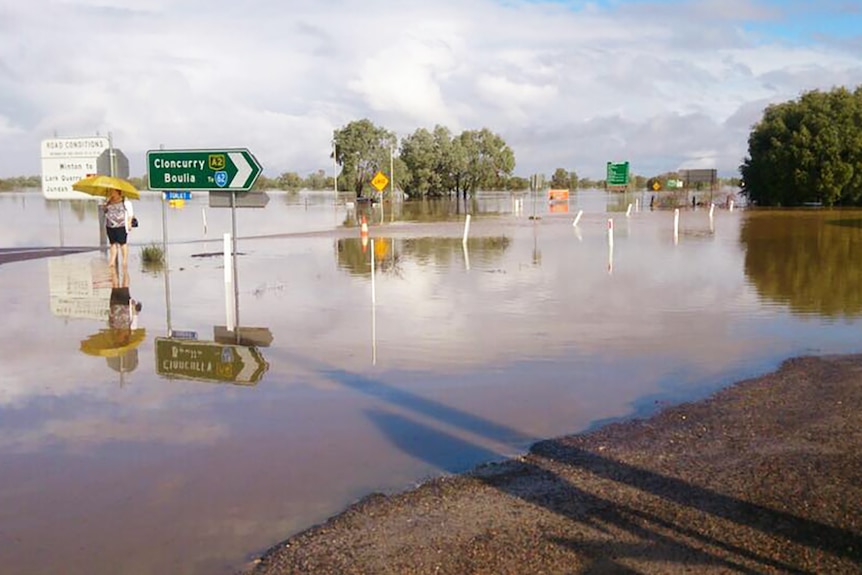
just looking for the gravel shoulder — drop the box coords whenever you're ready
[246,354,862,574]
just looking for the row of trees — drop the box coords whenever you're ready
[0,176,40,191]
[258,168,613,193]
[332,120,516,199]
[262,161,740,196]
[2,171,736,194]
[741,86,862,206]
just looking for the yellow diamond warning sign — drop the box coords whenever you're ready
[371,171,389,192]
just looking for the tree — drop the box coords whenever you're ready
[400,126,515,198]
[506,176,531,190]
[333,119,397,197]
[304,170,328,190]
[550,168,569,189]
[741,86,862,206]
[0,176,40,191]
[455,128,515,196]
[549,168,579,190]
[400,127,439,197]
[252,175,277,190]
[278,172,303,190]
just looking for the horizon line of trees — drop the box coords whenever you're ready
[0,171,743,194]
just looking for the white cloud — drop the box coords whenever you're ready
[1,0,861,180]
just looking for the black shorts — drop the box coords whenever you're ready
[107,226,128,245]
[110,287,130,306]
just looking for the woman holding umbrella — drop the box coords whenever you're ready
[72,175,140,269]
[103,187,135,269]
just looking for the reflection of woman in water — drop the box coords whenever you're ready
[109,267,141,335]
[107,266,142,378]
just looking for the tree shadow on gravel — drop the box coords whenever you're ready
[324,368,862,572]
[531,439,862,565]
[366,407,812,574]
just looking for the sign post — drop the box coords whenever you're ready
[148,148,263,342]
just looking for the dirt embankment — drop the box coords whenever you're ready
[247,355,862,574]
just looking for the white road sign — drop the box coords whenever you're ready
[41,137,110,200]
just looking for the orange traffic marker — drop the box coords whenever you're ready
[361,215,369,252]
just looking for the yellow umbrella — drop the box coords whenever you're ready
[73,175,140,200]
[80,328,147,358]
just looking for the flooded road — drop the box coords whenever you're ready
[1,190,860,574]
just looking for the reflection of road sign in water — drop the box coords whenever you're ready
[155,338,268,385]
[147,148,262,191]
[371,171,389,192]
[213,326,274,347]
[606,161,630,187]
[220,346,233,362]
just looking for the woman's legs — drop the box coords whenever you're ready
[106,227,127,268]
[109,242,118,267]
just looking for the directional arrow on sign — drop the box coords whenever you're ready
[229,151,253,188]
[235,346,264,382]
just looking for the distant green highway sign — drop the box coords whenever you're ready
[606,161,630,187]
[147,148,261,191]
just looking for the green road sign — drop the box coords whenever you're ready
[606,161,630,187]
[155,337,268,385]
[147,148,262,191]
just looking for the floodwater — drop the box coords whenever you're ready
[1,190,861,575]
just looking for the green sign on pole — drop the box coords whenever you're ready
[606,161,630,188]
[147,148,262,191]
[155,337,268,385]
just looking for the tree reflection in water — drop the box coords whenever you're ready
[740,211,862,317]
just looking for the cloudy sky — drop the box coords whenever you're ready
[2,0,861,180]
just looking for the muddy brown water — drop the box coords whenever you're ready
[0,190,860,574]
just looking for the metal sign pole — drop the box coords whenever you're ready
[58,203,64,247]
[160,145,173,336]
[162,194,172,335]
[231,191,240,342]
